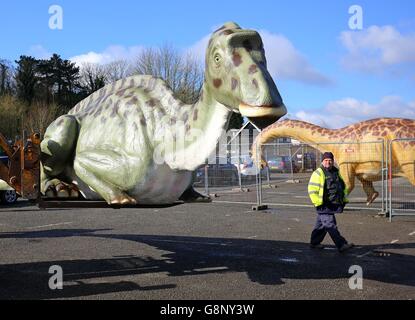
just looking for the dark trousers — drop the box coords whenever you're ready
[310,214,347,249]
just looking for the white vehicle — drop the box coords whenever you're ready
[234,156,266,176]
[0,179,18,205]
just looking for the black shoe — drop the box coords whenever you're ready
[310,244,324,249]
[339,243,354,253]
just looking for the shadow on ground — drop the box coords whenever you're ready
[1,228,414,299]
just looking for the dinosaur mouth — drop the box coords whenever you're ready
[239,103,287,130]
[239,103,287,118]
[239,103,286,129]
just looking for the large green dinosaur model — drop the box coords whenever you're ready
[40,22,287,204]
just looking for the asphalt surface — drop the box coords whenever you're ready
[0,183,415,300]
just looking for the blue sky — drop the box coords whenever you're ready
[2,0,415,128]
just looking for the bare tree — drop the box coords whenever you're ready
[0,59,16,96]
[78,62,107,95]
[103,59,132,83]
[0,94,25,139]
[25,101,63,138]
[131,44,203,104]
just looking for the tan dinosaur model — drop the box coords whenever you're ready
[252,118,415,205]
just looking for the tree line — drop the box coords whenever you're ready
[0,45,243,140]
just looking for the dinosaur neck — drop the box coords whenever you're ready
[166,84,232,171]
[258,120,334,145]
[252,120,334,164]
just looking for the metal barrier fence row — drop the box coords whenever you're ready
[388,138,415,221]
[193,140,415,221]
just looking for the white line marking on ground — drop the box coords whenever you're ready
[150,238,230,246]
[25,222,73,230]
[212,200,381,211]
[279,257,299,263]
[357,251,372,258]
[390,239,399,244]
[194,267,229,272]
[409,231,415,236]
[66,266,159,277]
[247,235,257,239]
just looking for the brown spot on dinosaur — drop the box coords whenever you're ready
[147,99,156,107]
[110,101,121,117]
[213,79,222,88]
[232,51,242,67]
[116,89,128,97]
[252,79,258,89]
[128,96,139,105]
[248,64,258,74]
[231,78,238,90]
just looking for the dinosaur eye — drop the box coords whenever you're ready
[214,53,221,64]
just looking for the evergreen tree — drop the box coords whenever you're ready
[227,113,244,130]
[15,55,38,105]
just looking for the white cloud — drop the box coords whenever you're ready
[187,34,210,64]
[69,45,144,66]
[259,30,332,86]
[293,96,415,128]
[27,45,52,59]
[186,30,333,86]
[340,25,415,73]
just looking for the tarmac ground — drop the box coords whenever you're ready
[0,177,414,300]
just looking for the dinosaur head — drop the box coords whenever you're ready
[204,22,287,129]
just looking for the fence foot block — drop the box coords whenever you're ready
[231,187,250,192]
[252,204,268,211]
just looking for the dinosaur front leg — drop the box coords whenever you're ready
[41,115,80,198]
[356,175,379,206]
[339,164,355,196]
[74,150,137,205]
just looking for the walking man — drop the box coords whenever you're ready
[308,152,354,252]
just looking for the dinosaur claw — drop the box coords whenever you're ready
[110,194,137,205]
[43,181,80,198]
[366,191,379,206]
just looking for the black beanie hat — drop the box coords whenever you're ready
[322,152,334,160]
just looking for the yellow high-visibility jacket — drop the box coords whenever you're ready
[308,167,349,207]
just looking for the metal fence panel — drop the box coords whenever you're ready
[388,138,415,220]
[257,141,385,211]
